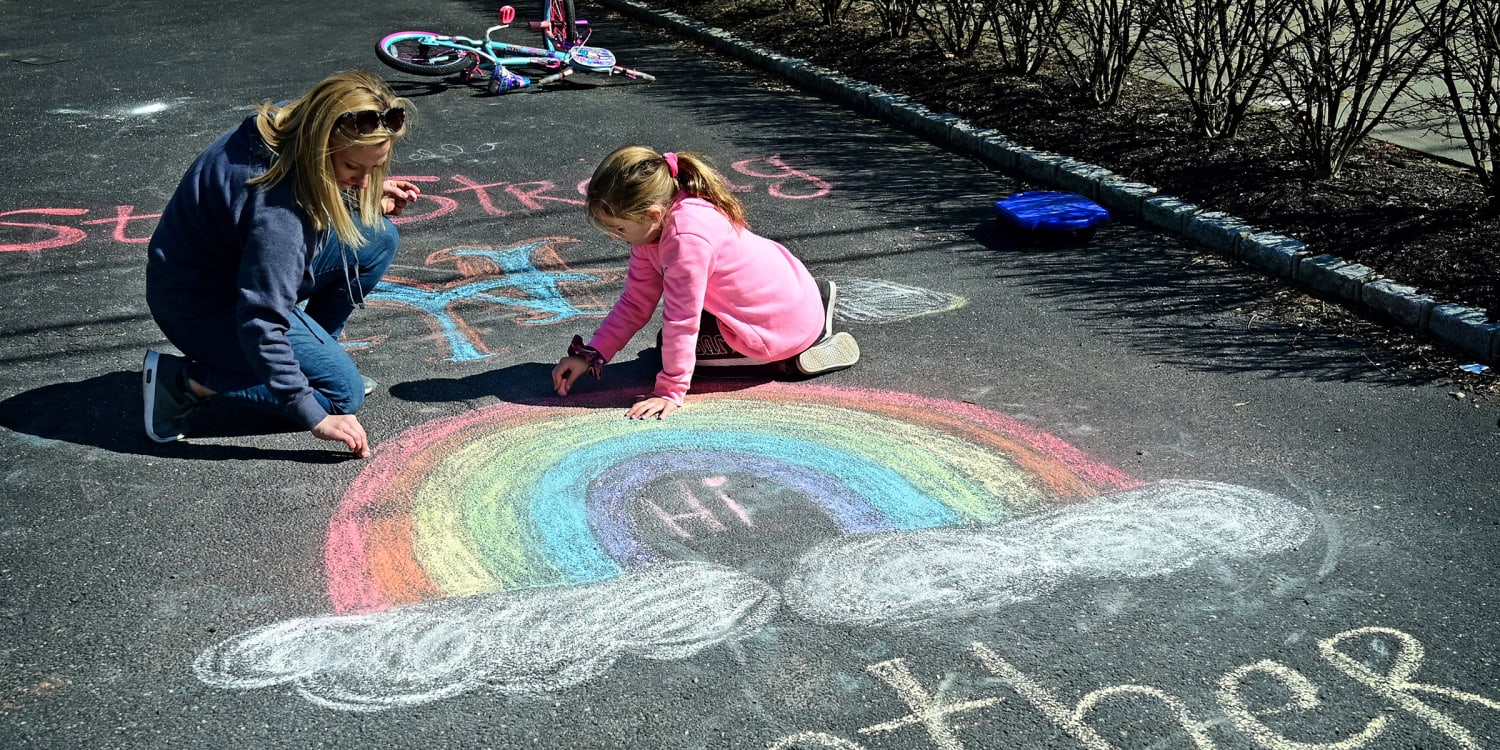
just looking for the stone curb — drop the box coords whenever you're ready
[598,0,1496,364]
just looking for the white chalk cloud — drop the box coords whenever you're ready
[829,276,968,323]
[194,562,778,711]
[782,481,1316,628]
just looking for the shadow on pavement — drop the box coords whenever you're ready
[968,218,1452,388]
[390,351,771,406]
[0,371,362,463]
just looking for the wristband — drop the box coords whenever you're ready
[568,335,606,380]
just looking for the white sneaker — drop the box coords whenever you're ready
[795,331,860,375]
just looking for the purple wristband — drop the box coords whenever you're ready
[568,335,606,380]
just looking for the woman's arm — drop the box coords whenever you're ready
[234,183,327,429]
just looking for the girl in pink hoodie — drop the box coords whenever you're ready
[552,145,860,419]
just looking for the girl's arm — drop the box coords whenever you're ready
[586,247,665,361]
[650,229,715,406]
[554,247,665,398]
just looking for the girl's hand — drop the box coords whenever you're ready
[312,414,371,458]
[627,396,679,420]
[381,179,421,216]
[553,355,590,396]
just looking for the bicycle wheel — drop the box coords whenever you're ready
[376,31,475,76]
[542,0,579,49]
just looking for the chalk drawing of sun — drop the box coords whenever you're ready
[194,383,1315,711]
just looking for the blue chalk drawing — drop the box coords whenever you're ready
[365,239,610,362]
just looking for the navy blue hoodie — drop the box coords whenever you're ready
[146,114,328,428]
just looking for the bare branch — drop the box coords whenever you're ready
[1141,0,1298,138]
[1269,0,1439,178]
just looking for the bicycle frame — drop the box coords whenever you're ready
[471,27,607,78]
[375,5,652,94]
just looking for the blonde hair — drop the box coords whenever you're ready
[247,70,412,248]
[586,145,747,233]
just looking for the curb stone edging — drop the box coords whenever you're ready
[599,0,1496,364]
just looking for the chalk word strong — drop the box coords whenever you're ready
[0,155,829,253]
[773,626,1499,750]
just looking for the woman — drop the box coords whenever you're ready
[143,70,419,458]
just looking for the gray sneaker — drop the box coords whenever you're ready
[818,278,838,341]
[361,374,378,396]
[795,331,860,375]
[142,350,200,443]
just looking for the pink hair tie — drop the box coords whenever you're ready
[663,152,679,177]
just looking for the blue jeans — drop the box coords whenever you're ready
[165,219,398,421]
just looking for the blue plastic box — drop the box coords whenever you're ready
[994,191,1110,234]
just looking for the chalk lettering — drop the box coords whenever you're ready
[387,175,459,225]
[1319,626,1500,750]
[768,733,870,749]
[858,658,1002,750]
[445,174,517,216]
[503,181,586,211]
[0,158,834,254]
[645,487,727,538]
[0,208,89,252]
[643,478,755,540]
[80,205,159,244]
[701,476,753,527]
[732,155,832,200]
[1217,660,1388,749]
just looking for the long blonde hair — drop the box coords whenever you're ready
[586,145,746,233]
[247,70,412,248]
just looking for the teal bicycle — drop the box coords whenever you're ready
[375,4,654,94]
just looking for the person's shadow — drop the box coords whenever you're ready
[391,348,777,408]
[1,350,781,460]
[0,372,359,462]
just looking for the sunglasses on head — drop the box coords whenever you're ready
[337,106,406,135]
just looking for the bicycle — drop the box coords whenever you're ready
[375,4,654,95]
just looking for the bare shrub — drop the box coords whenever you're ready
[915,0,998,57]
[1140,0,1297,138]
[815,0,858,23]
[989,0,1071,75]
[1052,0,1161,105]
[870,0,922,37]
[1418,0,1500,207]
[1269,0,1438,178]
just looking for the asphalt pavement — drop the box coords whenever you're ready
[2,1,1498,748]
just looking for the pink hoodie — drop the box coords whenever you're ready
[587,195,824,404]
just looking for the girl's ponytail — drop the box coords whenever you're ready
[668,152,746,229]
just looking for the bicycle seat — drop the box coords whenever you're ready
[569,46,616,71]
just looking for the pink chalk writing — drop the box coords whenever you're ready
[644,477,755,540]
[0,156,832,254]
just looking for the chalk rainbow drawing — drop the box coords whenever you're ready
[325,383,1139,614]
[196,383,1316,711]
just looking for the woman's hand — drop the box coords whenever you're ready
[627,396,679,420]
[312,414,371,458]
[552,355,590,396]
[381,179,421,216]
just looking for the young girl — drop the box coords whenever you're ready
[552,145,859,419]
